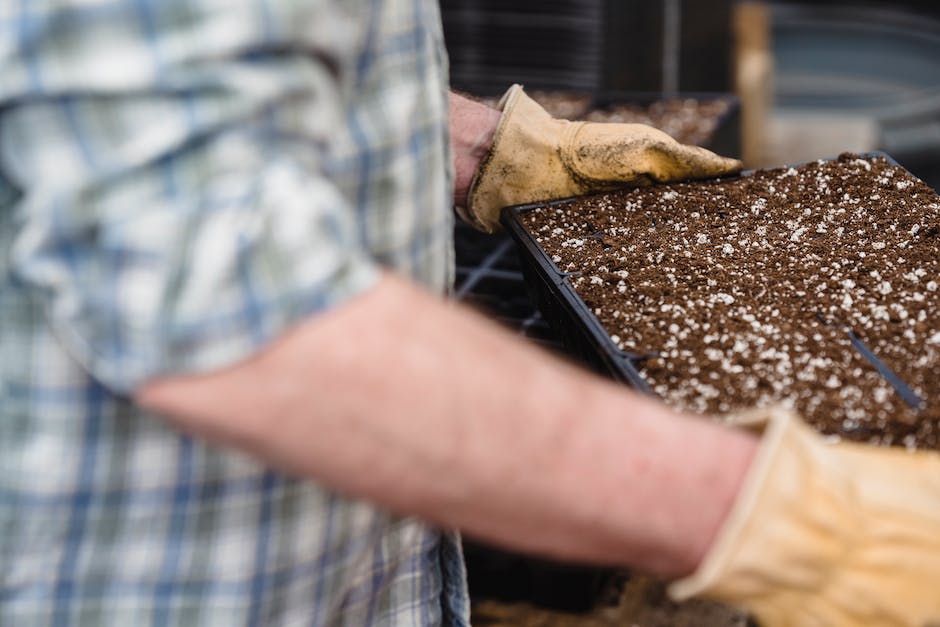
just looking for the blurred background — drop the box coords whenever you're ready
[441,0,940,190]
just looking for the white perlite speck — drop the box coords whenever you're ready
[705,348,724,361]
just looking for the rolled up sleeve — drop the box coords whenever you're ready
[11,127,380,394]
[3,3,382,394]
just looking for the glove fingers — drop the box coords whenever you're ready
[657,142,743,180]
[565,123,742,190]
[653,142,743,180]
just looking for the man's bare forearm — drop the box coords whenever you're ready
[137,272,757,577]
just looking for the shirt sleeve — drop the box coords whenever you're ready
[4,7,381,394]
[11,128,380,395]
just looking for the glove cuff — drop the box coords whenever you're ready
[465,84,580,233]
[669,406,853,604]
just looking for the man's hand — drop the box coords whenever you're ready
[671,406,940,627]
[464,84,742,232]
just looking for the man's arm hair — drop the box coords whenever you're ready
[449,90,501,207]
[138,272,756,577]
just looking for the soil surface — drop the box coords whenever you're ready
[475,91,592,120]
[472,92,729,145]
[473,575,750,627]
[584,98,731,147]
[521,153,940,449]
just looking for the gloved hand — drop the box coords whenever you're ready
[670,406,940,627]
[462,84,742,232]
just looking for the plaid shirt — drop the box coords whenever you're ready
[0,1,467,625]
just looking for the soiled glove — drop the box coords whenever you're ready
[463,84,742,232]
[670,406,940,627]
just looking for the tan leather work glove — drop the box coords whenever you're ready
[462,84,742,232]
[670,406,940,627]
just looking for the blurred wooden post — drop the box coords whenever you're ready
[734,1,774,167]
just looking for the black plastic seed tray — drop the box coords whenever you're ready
[498,194,653,392]
[454,221,618,613]
[499,152,925,410]
[453,221,563,352]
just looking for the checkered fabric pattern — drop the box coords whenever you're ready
[0,0,467,625]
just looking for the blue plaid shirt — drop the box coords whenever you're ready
[0,1,467,625]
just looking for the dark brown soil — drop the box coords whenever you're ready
[473,575,749,627]
[521,153,940,449]
[476,91,592,120]
[473,92,729,145]
[583,98,731,147]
